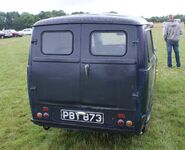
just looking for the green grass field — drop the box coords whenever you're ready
[0,25,185,150]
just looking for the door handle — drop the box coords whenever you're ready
[85,64,90,78]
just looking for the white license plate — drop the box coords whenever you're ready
[61,109,104,124]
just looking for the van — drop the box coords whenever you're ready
[27,14,157,134]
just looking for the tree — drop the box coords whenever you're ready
[109,11,118,14]
[71,11,89,15]
[15,12,37,30]
[51,10,66,17]
[0,10,67,30]
[37,11,53,20]
[0,12,6,29]
[4,11,20,29]
[0,11,185,30]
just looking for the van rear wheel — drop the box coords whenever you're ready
[140,113,151,135]
[138,122,148,135]
[142,123,149,133]
[43,126,50,130]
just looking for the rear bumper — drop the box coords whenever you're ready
[29,102,145,134]
[31,118,139,134]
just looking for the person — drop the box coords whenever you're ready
[163,15,183,68]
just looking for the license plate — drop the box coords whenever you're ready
[61,109,104,124]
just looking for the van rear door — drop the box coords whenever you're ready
[31,25,81,103]
[81,24,138,110]
[31,24,138,110]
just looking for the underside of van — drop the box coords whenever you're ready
[28,15,156,134]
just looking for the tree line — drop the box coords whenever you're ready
[0,10,185,30]
[146,14,185,22]
[0,10,86,30]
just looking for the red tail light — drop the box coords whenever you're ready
[42,107,49,112]
[43,113,49,118]
[117,113,125,119]
[117,119,124,126]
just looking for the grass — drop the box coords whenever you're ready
[0,24,185,150]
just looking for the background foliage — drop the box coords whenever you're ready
[0,10,67,30]
[0,10,185,30]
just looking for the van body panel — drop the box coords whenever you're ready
[34,15,149,27]
[81,63,137,109]
[31,62,81,103]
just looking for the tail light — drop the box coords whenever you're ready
[42,107,49,112]
[117,113,125,119]
[43,112,49,118]
[36,112,42,118]
[35,106,49,119]
[117,119,124,126]
[126,120,133,127]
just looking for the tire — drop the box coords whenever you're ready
[142,122,149,133]
[141,112,151,134]
[43,126,50,130]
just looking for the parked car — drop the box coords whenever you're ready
[9,29,22,37]
[19,28,32,36]
[0,30,5,38]
[28,14,157,134]
[3,30,13,38]
[174,19,181,23]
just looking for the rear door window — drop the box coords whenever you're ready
[91,31,126,56]
[42,31,73,55]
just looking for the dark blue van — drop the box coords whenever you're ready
[27,14,157,134]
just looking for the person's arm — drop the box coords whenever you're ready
[179,25,183,35]
[163,24,168,41]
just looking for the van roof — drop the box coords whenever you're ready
[33,14,149,26]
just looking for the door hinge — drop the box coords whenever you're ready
[132,91,139,98]
[30,86,37,91]
[132,40,139,46]
[31,39,38,45]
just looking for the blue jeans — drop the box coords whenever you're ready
[166,40,181,67]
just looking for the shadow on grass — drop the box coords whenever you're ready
[47,128,142,149]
